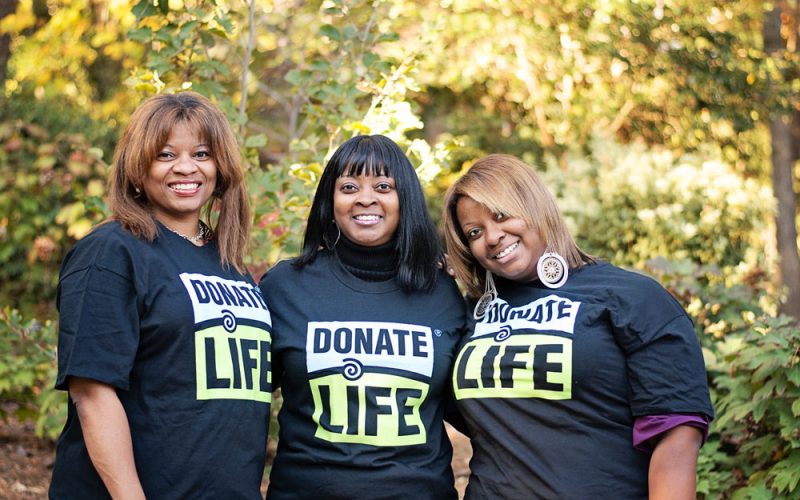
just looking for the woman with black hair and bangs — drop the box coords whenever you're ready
[259,134,466,499]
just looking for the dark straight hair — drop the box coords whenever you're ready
[295,134,442,293]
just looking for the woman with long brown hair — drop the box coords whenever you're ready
[49,92,272,499]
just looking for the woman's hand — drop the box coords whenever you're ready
[648,425,703,500]
[69,377,146,500]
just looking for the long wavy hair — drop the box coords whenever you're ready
[106,92,250,272]
[295,134,442,292]
[442,154,593,298]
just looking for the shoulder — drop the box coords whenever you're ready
[61,221,150,280]
[261,257,302,281]
[76,220,127,244]
[577,262,671,295]
[433,268,464,300]
[435,269,468,317]
[63,222,134,264]
[259,254,325,289]
[577,262,687,321]
[75,220,148,251]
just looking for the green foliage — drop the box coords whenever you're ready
[549,137,772,284]
[402,0,780,178]
[0,104,109,315]
[248,162,317,266]
[0,94,119,155]
[248,0,454,266]
[0,308,65,440]
[2,0,142,121]
[696,439,737,498]
[3,6,800,499]
[700,316,800,498]
[127,0,237,100]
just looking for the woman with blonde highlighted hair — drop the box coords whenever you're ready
[442,154,713,499]
[50,92,272,499]
[443,154,589,299]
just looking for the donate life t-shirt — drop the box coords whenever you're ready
[259,251,466,500]
[453,262,713,499]
[49,221,272,499]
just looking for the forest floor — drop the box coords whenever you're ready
[0,413,53,499]
[0,411,472,499]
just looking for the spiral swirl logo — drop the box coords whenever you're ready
[342,358,364,381]
[221,309,238,333]
[494,325,512,342]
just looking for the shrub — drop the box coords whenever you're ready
[702,315,800,498]
[547,137,772,284]
[0,110,109,316]
[0,307,65,439]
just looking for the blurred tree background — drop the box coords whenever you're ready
[1,0,799,497]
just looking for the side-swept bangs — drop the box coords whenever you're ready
[443,154,591,297]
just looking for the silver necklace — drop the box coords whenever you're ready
[164,221,208,244]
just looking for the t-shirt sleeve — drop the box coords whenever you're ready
[443,289,470,435]
[258,268,283,389]
[609,277,714,419]
[633,413,711,452]
[55,237,141,392]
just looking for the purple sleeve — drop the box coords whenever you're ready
[633,414,710,453]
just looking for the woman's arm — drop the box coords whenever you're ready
[648,425,703,500]
[69,377,146,500]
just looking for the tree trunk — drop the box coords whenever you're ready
[86,0,122,101]
[0,0,18,85]
[769,116,800,318]
[764,5,800,319]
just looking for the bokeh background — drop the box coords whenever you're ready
[1,0,799,498]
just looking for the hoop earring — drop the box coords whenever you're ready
[537,249,568,289]
[324,222,342,250]
[473,269,497,320]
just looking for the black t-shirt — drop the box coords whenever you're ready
[453,262,713,499]
[49,222,273,499]
[259,251,466,500]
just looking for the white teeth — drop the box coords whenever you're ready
[354,215,380,221]
[171,183,200,191]
[494,241,519,259]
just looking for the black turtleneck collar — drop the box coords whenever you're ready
[336,235,398,281]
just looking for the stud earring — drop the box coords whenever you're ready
[537,249,568,289]
[473,269,497,319]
